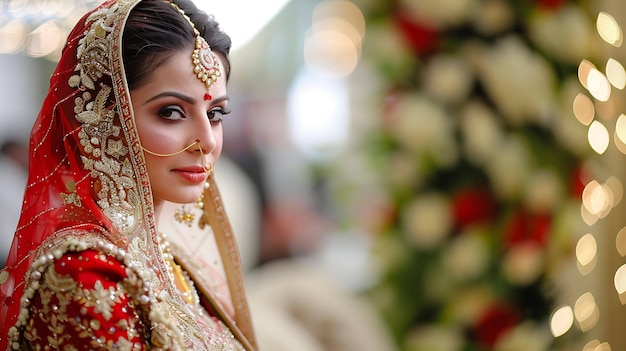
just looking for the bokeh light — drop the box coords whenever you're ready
[304,0,364,78]
[573,93,595,125]
[588,120,610,154]
[550,305,574,337]
[606,58,626,89]
[597,12,623,47]
[574,292,600,332]
[616,226,626,257]
[578,59,596,90]
[614,264,626,304]
[576,233,598,275]
[587,68,611,102]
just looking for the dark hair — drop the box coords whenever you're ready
[122,0,232,90]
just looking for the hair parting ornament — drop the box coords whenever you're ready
[166,0,222,101]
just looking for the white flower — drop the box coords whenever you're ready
[447,285,495,327]
[399,0,476,29]
[373,234,412,272]
[494,322,552,351]
[476,36,557,125]
[404,325,464,351]
[403,193,452,248]
[523,169,564,213]
[387,151,424,190]
[471,0,515,35]
[364,20,417,78]
[485,136,531,199]
[502,243,544,286]
[424,55,474,105]
[460,100,505,165]
[442,231,490,282]
[528,5,595,65]
[389,94,459,168]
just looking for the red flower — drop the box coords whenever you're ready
[535,0,566,11]
[569,165,586,199]
[474,303,520,347]
[452,187,496,229]
[395,10,439,56]
[504,209,551,249]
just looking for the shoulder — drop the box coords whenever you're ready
[52,249,129,287]
[21,249,149,350]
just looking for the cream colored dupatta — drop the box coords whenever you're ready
[158,172,257,350]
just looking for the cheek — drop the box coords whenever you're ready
[136,117,180,154]
[143,154,166,192]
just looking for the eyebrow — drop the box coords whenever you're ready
[146,91,196,104]
[145,91,229,105]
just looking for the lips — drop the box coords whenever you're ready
[172,165,207,184]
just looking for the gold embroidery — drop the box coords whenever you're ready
[61,179,82,207]
[82,280,123,321]
[68,0,140,236]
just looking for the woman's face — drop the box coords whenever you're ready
[131,48,229,212]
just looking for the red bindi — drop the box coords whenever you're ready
[204,93,212,101]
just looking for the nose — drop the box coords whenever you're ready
[192,118,217,155]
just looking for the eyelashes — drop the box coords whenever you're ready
[157,105,231,123]
[158,105,185,120]
[208,107,231,122]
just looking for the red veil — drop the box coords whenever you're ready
[0,1,256,349]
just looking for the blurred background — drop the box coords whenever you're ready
[3,0,626,350]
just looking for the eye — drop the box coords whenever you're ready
[207,107,231,123]
[158,105,186,121]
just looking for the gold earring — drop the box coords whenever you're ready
[195,182,207,210]
[198,182,210,230]
[173,182,209,227]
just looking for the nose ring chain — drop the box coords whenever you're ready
[142,139,213,173]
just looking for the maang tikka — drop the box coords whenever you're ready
[165,1,219,227]
[166,0,221,100]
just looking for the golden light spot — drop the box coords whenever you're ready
[583,180,610,215]
[580,203,599,227]
[588,120,610,154]
[574,292,599,332]
[584,340,612,351]
[614,264,626,304]
[578,59,597,90]
[305,0,364,78]
[616,227,626,257]
[576,233,597,275]
[0,20,29,54]
[597,12,623,47]
[550,305,574,337]
[583,340,601,351]
[304,29,359,78]
[573,93,595,125]
[606,58,626,89]
[27,20,64,58]
[313,0,365,39]
[615,129,626,154]
[587,69,611,102]
[606,176,623,206]
[615,114,626,146]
